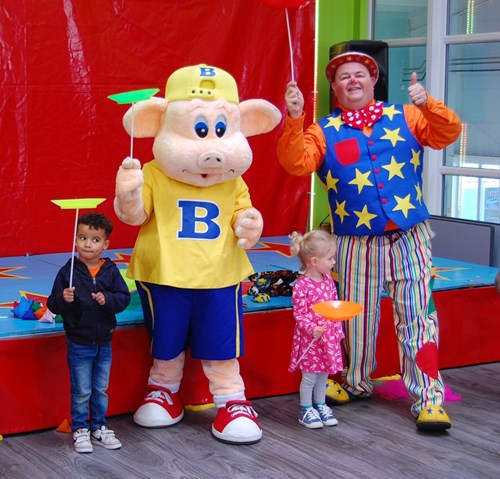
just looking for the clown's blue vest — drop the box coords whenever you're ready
[317,103,430,236]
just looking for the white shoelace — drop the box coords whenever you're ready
[147,389,173,405]
[302,408,320,422]
[316,404,332,418]
[227,403,258,418]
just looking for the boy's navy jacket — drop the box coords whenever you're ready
[48,257,131,345]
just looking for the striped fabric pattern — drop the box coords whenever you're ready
[335,221,445,416]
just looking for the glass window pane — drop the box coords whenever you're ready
[448,0,500,35]
[387,46,427,104]
[445,42,500,172]
[374,0,427,39]
[443,175,500,222]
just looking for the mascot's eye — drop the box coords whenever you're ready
[195,121,209,138]
[215,120,227,138]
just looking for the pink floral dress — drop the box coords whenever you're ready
[288,273,344,373]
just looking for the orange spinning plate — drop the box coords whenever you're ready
[312,300,363,321]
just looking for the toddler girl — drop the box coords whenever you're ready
[289,229,344,429]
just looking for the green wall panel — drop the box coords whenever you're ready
[311,0,369,229]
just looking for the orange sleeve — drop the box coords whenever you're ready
[276,113,326,176]
[404,95,462,149]
[277,97,461,175]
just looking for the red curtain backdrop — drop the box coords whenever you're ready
[0,0,315,256]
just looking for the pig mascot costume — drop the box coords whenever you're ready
[114,64,281,444]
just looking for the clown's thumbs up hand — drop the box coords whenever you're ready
[408,72,428,107]
[234,208,264,249]
[114,156,147,226]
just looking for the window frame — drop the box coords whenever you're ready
[370,0,500,217]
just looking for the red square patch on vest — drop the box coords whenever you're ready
[334,138,360,166]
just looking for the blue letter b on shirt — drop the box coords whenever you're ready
[178,200,221,240]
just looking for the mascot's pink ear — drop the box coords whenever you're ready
[123,97,168,138]
[239,99,282,137]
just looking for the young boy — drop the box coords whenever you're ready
[48,212,131,453]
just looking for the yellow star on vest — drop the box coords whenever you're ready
[354,205,377,229]
[335,200,349,223]
[324,113,344,131]
[382,105,402,120]
[415,183,423,203]
[348,168,374,193]
[326,171,340,192]
[393,194,416,218]
[382,156,405,180]
[410,148,422,171]
[381,127,405,147]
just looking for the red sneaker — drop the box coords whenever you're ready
[133,385,184,428]
[211,400,262,444]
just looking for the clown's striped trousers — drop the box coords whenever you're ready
[335,220,445,416]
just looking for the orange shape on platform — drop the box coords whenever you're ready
[312,300,363,321]
[56,418,72,433]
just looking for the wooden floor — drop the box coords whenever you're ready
[2,362,500,479]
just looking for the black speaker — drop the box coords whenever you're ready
[329,40,389,110]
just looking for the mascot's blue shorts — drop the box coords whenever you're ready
[136,281,244,361]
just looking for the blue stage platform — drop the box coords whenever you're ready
[0,235,499,339]
[0,236,498,338]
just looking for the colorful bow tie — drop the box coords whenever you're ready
[342,103,383,129]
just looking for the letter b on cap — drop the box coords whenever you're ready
[199,67,217,78]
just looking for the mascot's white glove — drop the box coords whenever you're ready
[114,156,147,225]
[234,208,263,249]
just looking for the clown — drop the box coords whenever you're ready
[277,51,462,431]
[114,64,281,444]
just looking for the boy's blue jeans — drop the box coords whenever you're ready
[66,339,112,432]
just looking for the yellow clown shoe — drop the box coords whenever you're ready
[325,379,351,405]
[416,405,451,431]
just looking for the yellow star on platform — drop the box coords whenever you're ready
[410,148,422,171]
[381,127,405,147]
[324,114,344,131]
[393,194,416,218]
[326,171,340,192]
[382,156,405,180]
[335,200,349,223]
[432,265,468,281]
[354,205,377,229]
[382,105,402,121]
[415,183,423,203]
[349,168,374,193]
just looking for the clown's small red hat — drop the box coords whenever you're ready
[325,51,379,84]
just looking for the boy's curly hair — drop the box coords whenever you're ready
[78,212,114,238]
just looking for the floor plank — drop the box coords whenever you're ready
[1,362,500,479]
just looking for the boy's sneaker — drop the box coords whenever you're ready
[91,425,122,450]
[298,407,323,429]
[73,428,93,453]
[314,402,338,426]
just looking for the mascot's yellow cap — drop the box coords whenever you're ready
[165,64,239,104]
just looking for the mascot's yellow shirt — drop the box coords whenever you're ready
[128,160,255,289]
